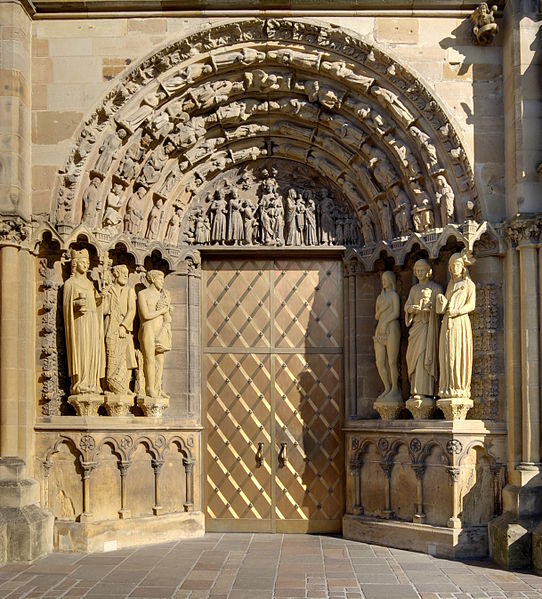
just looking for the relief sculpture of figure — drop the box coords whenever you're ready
[227,190,244,245]
[373,271,403,420]
[436,252,476,420]
[404,260,443,418]
[434,174,455,226]
[103,265,137,414]
[63,249,105,412]
[137,270,172,404]
[210,189,227,244]
[81,177,102,228]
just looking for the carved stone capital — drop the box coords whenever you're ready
[69,394,105,417]
[80,461,98,480]
[151,458,165,475]
[406,396,435,420]
[183,457,196,474]
[0,216,30,248]
[503,215,542,248]
[118,461,131,477]
[412,464,426,480]
[447,466,461,484]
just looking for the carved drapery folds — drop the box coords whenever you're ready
[49,18,479,266]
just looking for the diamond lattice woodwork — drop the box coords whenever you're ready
[204,258,344,532]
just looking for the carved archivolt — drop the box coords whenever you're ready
[47,18,480,266]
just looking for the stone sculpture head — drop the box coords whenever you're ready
[381,270,396,291]
[448,252,473,280]
[413,259,432,283]
[112,264,129,286]
[71,249,90,274]
[147,269,165,291]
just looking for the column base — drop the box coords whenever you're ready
[0,458,53,563]
[489,511,533,570]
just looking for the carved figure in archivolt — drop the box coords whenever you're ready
[360,210,375,245]
[434,175,455,226]
[373,271,401,404]
[371,86,415,128]
[102,183,125,230]
[81,177,102,228]
[436,252,476,405]
[124,187,146,235]
[137,270,172,399]
[145,198,165,240]
[405,260,443,411]
[161,63,213,95]
[321,60,374,91]
[165,205,184,245]
[103,265,137,394]
[93,129,126,176]
[63,249,105,395]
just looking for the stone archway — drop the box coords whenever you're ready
[49,17,481,266]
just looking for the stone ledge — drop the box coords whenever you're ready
[54,510,205,553]
[343,514,488,559]
[344,419,507,435]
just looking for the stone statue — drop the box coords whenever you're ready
[377,199,394,241]
[404,260,443,418]
[409,126,439,174]
[210,189,227,243]
[285,188,301,246]
[436,252,476,419]
[161,63,213,95]
[319,189,336,245]
[145,198,165,239]
[304,191,318,246]
[137,270,172,400]
[360,211,375,245]
[103,265,137,403]
[124,187,146,235]
[371,86,415,128]
[93,129,126,176]
[373,271,403,419]
[63,249,105,403]
[165,205,184,245]
[102,183,125,231]
[227,190,244,244]
[81,177,102,228]
[321,60,374,91]
[242,201,257,245]
[471,2,499,45]
[434,174,455,226]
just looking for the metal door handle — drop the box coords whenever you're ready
[255,442,264,468]
[278,443,288,468]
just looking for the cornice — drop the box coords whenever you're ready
[29,0,491,18]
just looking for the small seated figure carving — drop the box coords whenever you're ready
[471,3,499,45]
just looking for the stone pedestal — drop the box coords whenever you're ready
[436,398,473,421]
[69,394,105,416]
[137,395,169,417]
[0,458,53,563]
[406,396,435,419]
[344,420,506,558]
[104,393,135,417]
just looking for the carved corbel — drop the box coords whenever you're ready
[471,3,499,45]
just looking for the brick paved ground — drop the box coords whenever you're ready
[0,534,541,599]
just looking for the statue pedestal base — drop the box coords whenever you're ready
[68,394,104,416]
[406,396,435,419]
[436,397,473,421]
[137,395,169,417]
[104,393,135,417]
[374,392,404,420]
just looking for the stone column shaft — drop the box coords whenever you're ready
[518,242,540,465]
[187,269,200,417]
[0,246,19,456]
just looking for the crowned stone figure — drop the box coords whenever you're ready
[63,249,105,415]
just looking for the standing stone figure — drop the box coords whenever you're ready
[436,252,476,420]
[137,270,172,400]
[81,177,102,228]
[404,260,443,418]
[103,265,137,396]
[210,190,227,244]
[63,249,105,398]
[227,190,244,244]
[373,271,403,419]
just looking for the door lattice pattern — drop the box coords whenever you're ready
[204,259,344,533]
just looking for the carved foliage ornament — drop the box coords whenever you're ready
[52,18,478,255]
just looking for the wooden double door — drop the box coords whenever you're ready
[203,258,344,532]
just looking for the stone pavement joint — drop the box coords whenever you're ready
[0,534,541,598]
